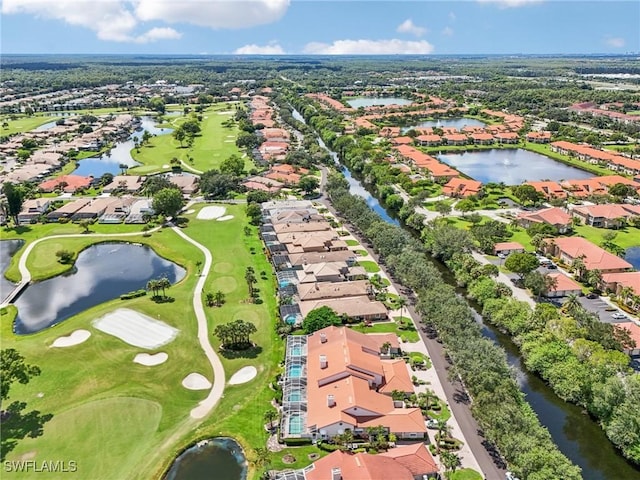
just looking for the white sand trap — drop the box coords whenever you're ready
[223,140,234,143]
[162,164,170,168]
[216,215,234,222]
[182,373,212,390]
[197,206,226,220]
[52,329,91,348]
[134,352,168,366]
[93,308,179,349]
[218,111,234,115]
[228,366,257,385]
[184,209,195,214]
[226,135,234,138]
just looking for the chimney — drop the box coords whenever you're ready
[331,468,342,480]
[320,333,327,343]
[327,394,335,408]
[320,355,327,369]
[315,283,319,291]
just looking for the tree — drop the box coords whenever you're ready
[608,183,631,199]
[2,182,23,225]
[435,201,452,216]
[157,276,171,299]
[78,219,93,233]
[441,451,461,476]
[152,188,183,219]
[199,171,239,199]
[55,249,73,264]
[146,279,160,298]
[456,199,475,215]
[214,319,257,350]
[524,271,557,299]
[513,184,541,204]
[396,296,408,321]
[504,252,540,280]
[219,154,245,176]
[245,203,262,226]
[195,260,203,275]
[298,175,320,195]
[563,293,581,316]
[302,306,342,334]
[142,175,175,197]
[205,292,215,307]
[173,126,186,147]
[264,409,278,431]
[149,97,166,114]
[0,349,41,407]
[214,290,225,307]
[586,269,603,289]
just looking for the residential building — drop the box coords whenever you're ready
[167,174,199,195]
[103,175,145,194]
[517,207,573,234]
[601,272,640,299]
[493,242,525,256]
[17,199,51,224]
[571,204,640,229]
[38,174,94,193]
[47,198,91,222]
[544,273,583,298]
[441,177,482,198]
[544,237,632,273]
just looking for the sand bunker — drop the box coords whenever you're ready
[223,140,234,143]
[162,164,170,168]
[52,329,91,348]
[197,206,226,220]
[93,308,179,349]
[182,373,212,390]
[134,352,168,366]
[216,215,234,222]
[228,366,257,385]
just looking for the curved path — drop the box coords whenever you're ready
[6,226,225,419]
[170,225,225,419]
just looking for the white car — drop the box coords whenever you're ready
[611,312,628,320]
[506,472,521,480]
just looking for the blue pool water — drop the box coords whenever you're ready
[290,346,302,356]
[285,315,298,325]
[287,391,302,402]
[279,280,292,288]
[288,415,304,434]
[288,365,302,378]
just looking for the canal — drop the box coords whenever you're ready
[292,108,640,480]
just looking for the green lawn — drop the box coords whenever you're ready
[351,319,419,343]
[2,227,208,480]
[449,468,483,480]
[522,142,616,177]
[129,103,252,175]
[358,260,380,273]
[345,239,360,246]
[573,224,640,250]
[2,204,282,480]
[355,249,368,256]
[1,116,58,136]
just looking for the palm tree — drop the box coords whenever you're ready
[563,293,581,316]
[146,279,159,298]
[396,295,408,321]
[195,260,203,275]
[570,256,586,281]
[263,409,279,431]
[586,269,603,290]
[619,286,634,306]
[157,276,171,299]
[441,451,461,475]
[252,447,271,469]
[205,292,215,307]
[214,290,225,307]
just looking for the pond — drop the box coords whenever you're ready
[164,438,247,480]
[33,120,61,131]
[14,242,185,334]
[346,97,413,108]
[0,239,24,302]
[403,118,487,131]
[625,246,640,270]
[437,148,593,184]
[73,116,173,177]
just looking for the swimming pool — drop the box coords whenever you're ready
[288,365,303,378]
[284,314,298,325]
[290,345,302,356]
[288,415,304,435]
[287,390,302,402]
[279,280,292,288]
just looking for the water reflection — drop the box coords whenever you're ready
[14,243,185,334]
[0,239,24,301]
[164,438,247,480]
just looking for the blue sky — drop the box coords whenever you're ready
[1,1,638,55]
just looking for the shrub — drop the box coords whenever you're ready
[120,289,147,300]
[283,438,312,446]
[56,249,74,264]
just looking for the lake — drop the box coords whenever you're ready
[73,116,173,177]
[164,438,247,480]
[14,242,185,334]
[404,118,487,131]
[625,246,640,270]
[0,239,24,302]
[346,97,413,108]
[437,149,593,184]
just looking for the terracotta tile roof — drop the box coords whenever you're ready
[549,237,632,271]
[493,241,525,252]
[297,280,371,301]
[525,181,568,199]
[572,204,636,220]
[442,177,482,197]
[298,296,388,320]
[517,207,572,227]
[305,450,415,480]
[38,174,93,193]
[360,407,426,434]
[602,272,640,295]
[547,273,582,293]
[379,443,439,475]
[378,360,414,394]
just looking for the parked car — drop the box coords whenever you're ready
[425,419,439,429]
[612,312,628,320]
[498,253,507,259]
[586,292,599,299]
[506,473,521,480]
[546,263,557,269]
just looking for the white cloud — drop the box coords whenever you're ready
[448,12,456,21]
[234,43,286,54]
[303,39,434,55]
[135,27,182,44]
[396,19,427,37]
[1,0,290,43]
[605,37,625,48]
[135,0,290,29]
[442,27,454,37]
[476,0,543,7]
